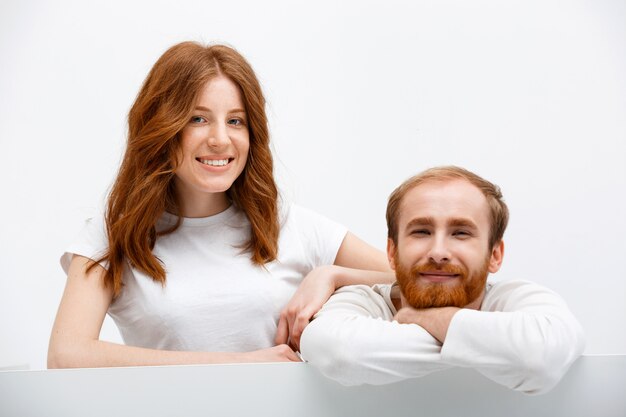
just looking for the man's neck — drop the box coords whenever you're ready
[464,289,486,310]
[390,282,403,311]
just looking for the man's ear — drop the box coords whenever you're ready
[387,238,397,271]
[488,240,505,273]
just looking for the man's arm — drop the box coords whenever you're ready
[396,281,585,394]
[299,285,451,386]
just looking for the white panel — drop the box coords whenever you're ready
[0,356,624,417]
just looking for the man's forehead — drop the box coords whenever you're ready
[399,179,490,225]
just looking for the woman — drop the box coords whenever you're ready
[48,41,392,368]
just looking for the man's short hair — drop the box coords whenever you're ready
[386,166,509,249]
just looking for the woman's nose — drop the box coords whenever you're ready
[207,123,230,148]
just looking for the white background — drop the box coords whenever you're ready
[1,0,624,370]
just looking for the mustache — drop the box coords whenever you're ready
[410,261,467,277]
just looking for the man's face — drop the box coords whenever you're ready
[388,179,504,309]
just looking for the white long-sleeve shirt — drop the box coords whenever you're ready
[300,280,585,394]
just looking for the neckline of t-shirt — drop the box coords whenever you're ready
[159,204,240,227]
[383,282,398,315]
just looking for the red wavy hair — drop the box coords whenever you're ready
[92,42,279,297]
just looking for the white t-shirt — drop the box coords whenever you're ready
[61,204,347,352]
[300,280,586,394]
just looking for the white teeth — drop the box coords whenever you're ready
[200,159,229,166]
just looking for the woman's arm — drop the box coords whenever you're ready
[333,232,392,274]
[275,232,395,350]
[48,255,300,368]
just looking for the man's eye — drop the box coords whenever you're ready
[411,229,430,236]
[453,230,471,238]
[190,116,206,123]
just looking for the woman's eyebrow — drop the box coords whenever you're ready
[193,106,246,114]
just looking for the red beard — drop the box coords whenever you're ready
[395,256,489,309]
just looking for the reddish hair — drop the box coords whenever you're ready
[386,166,509,249]
[93,41,278,297]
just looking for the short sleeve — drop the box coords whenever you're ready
[60,212,110,274]
[283,204,348,269]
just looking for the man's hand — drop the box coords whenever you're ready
[275,265,337,351]
[394,306,460,343]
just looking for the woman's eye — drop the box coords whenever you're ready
[228,118,244,126]
[190,116,206,123]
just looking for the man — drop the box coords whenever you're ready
[300,166,585,394]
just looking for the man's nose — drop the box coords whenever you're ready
[427,235,451,264]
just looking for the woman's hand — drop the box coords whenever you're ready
[275,265,338,351]
[243,344,302,363]
[274,233,393,352]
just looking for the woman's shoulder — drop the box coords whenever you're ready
[61,208,109,274]
[276,200,347,265]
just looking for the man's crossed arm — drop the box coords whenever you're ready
[300,281,585,395]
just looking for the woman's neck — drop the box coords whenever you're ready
[175,191,231,218]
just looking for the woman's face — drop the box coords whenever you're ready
[174,75,250,217]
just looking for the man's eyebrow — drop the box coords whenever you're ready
[448,218,478,229]
[405,217,435,228]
